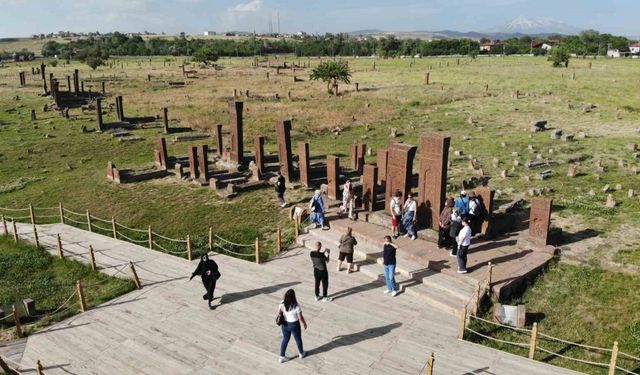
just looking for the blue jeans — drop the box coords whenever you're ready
[311,211,325,226]
[280,321,304,357]
[401,211,416,237]
[384,264,397,292]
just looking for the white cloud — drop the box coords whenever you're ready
[233,0,263,12]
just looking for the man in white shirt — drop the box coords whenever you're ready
[456,217,472,274]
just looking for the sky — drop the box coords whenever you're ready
[0,0,638,38]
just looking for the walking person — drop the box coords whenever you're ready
[275,170,287,208]
[337,226,357,273]
[401,191,417,240]
[277,289,307,363]
[456,217,472,274]
[454,190,470,217]
[438,198,454,249]
[310,241,333,302]
[309,190,329,230]
[383,236,399,297]
[341,180,356,220]
[189,254,220,309]
[449,207,462,256]
[389,190,403,238]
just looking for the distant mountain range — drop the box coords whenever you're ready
[349,16,581,40]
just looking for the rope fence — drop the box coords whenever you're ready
[460,310,640,375]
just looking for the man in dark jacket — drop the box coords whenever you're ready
[276,171,287,208]
[310,241,333,302]
[190,254,220,309]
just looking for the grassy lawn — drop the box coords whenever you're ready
[0,235,134,340]
[467,262,640,374]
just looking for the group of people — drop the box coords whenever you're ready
[389,190,418,240]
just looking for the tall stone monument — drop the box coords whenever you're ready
[276,119,293,182]
[385,143,417,208]
[298,142,311,187]
[228,101,244,165]
[326,156,340,200]
[417,134,450,229]
[529,198,552,246]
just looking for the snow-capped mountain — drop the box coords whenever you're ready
[493,16,580,35]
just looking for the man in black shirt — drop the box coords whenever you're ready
[383,236,399,297]
[276,171,287,208]
[310,241,333,302]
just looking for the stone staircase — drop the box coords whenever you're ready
[297,224,480,316]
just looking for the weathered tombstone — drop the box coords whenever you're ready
[197,144,210,182]
[174,163,184,178]
[355,82,359,92]
[96,98,104,132]
[253,136,265,174]
[73,69,80,95]
[567,165,577,177]
[188,146,199,180]
[424,72,430,85]
[30,109,36,121]
[101,81,105,95]
[66,75,71,92]
[117,96,124,121]
[385,143,418,208]
[417,134,450,229]
[40,63,46,80]
[356,143,366,174]
[377,148,388,185]
[476,187,495,235]
[228,101,244,165]
[215,124,223,157]
[276,119,293,182]
[298,142,311,187]
[162,107,170,134]
[362,165,378,211]
[81,81,84,93]
[155,138,168,170]
[326,156,340,200]
[529,198,552,246]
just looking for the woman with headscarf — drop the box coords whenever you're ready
[309,189,329,230]
[438,197,454,249]
[341,180,355,220]
[189,254,220,309]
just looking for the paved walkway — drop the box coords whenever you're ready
[2,223,580,374]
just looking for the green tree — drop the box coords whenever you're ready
[84,56,104,70]
[549,47,570,67]
[310,60,352,95]
[192,46,219,65]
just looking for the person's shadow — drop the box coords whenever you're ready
[219,282,301,305]
[308,322,402,356]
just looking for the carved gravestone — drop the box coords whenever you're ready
[362,165,378,211]
[215,124,223,157]
[197,144,209,182]
[228,101,244,164]
[254,136,265,175]
[385,143,418,208]
[351,143,358,170]
[96,99,104,132]
[73,69,80,95]
[154,138,168,170]
[476,187,495,235]
[529,198,552,246]
[377,148,388,185]
[162,107,170,134]
[417,134,450,229]
[356,143,366,174]
[326,155,340,200]
[188,146,199,180]
[276,119,293,182]
[298,142,311,187]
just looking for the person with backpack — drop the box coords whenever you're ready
[309,190,329,230]
[275,170,287,208]
[401,191,417,240]
[310,241,333,302]
[337,226,357,273]
[276,289,307,363]
[389,190,403,238]
[189,254,221,309]
[454,190,470,217]
[438,197,454,249]
[382,236,399,297]
[468,191,485,235]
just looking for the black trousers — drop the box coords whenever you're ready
[202,277,217,303]
[457,245,469,272]
[313,269,329,298]
[438,226,451,248]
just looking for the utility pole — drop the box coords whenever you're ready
[277,12,280,35]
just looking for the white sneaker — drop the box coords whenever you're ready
[281,202,287,208]
[384,289,391,294]
[322,297,333,302]
[411,235,417,240]
[403,233,409,238]
[391,290,398,297]
[299,351,306,359]
[457,269,468,274]
[336,266,341,272]
[279,356,288,363]
[449,251,455,257]
[315,296,321,302]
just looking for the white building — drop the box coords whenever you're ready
[541,43,553,51]
[630,43,640,54]
[203,31,216,36]
[607,48,621,58]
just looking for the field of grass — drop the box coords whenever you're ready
[0,235,134,340]
[468,262,640,374]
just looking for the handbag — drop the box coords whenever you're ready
[275,306,285,326]
[213,269,221,280]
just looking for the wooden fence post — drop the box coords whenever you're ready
[487,262,493,294]
[473,284,481,314]
[111,216,117,239]
[208,227,213,252]
[255,238,261,264]
[86,210,92,232]
[129,261,142,289]
[57,234,64,258]
[294,217,299,237]
[36,360,44,375]
[1,215,7,235]
[187,235,192,261]
[427,352,435,375]
[458,307,467,340]
[32,224,40,248]
[59,202,65,224]
[0,355,19,375]
[608,341,619,375]
[276,227,282,254]
[148,226,153,249]
[12,305,22,338]
[29,204,35,225]
[528,322,538,360]
[89,245,96,270]
[12,221,18,242]
[76,280,87,312]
